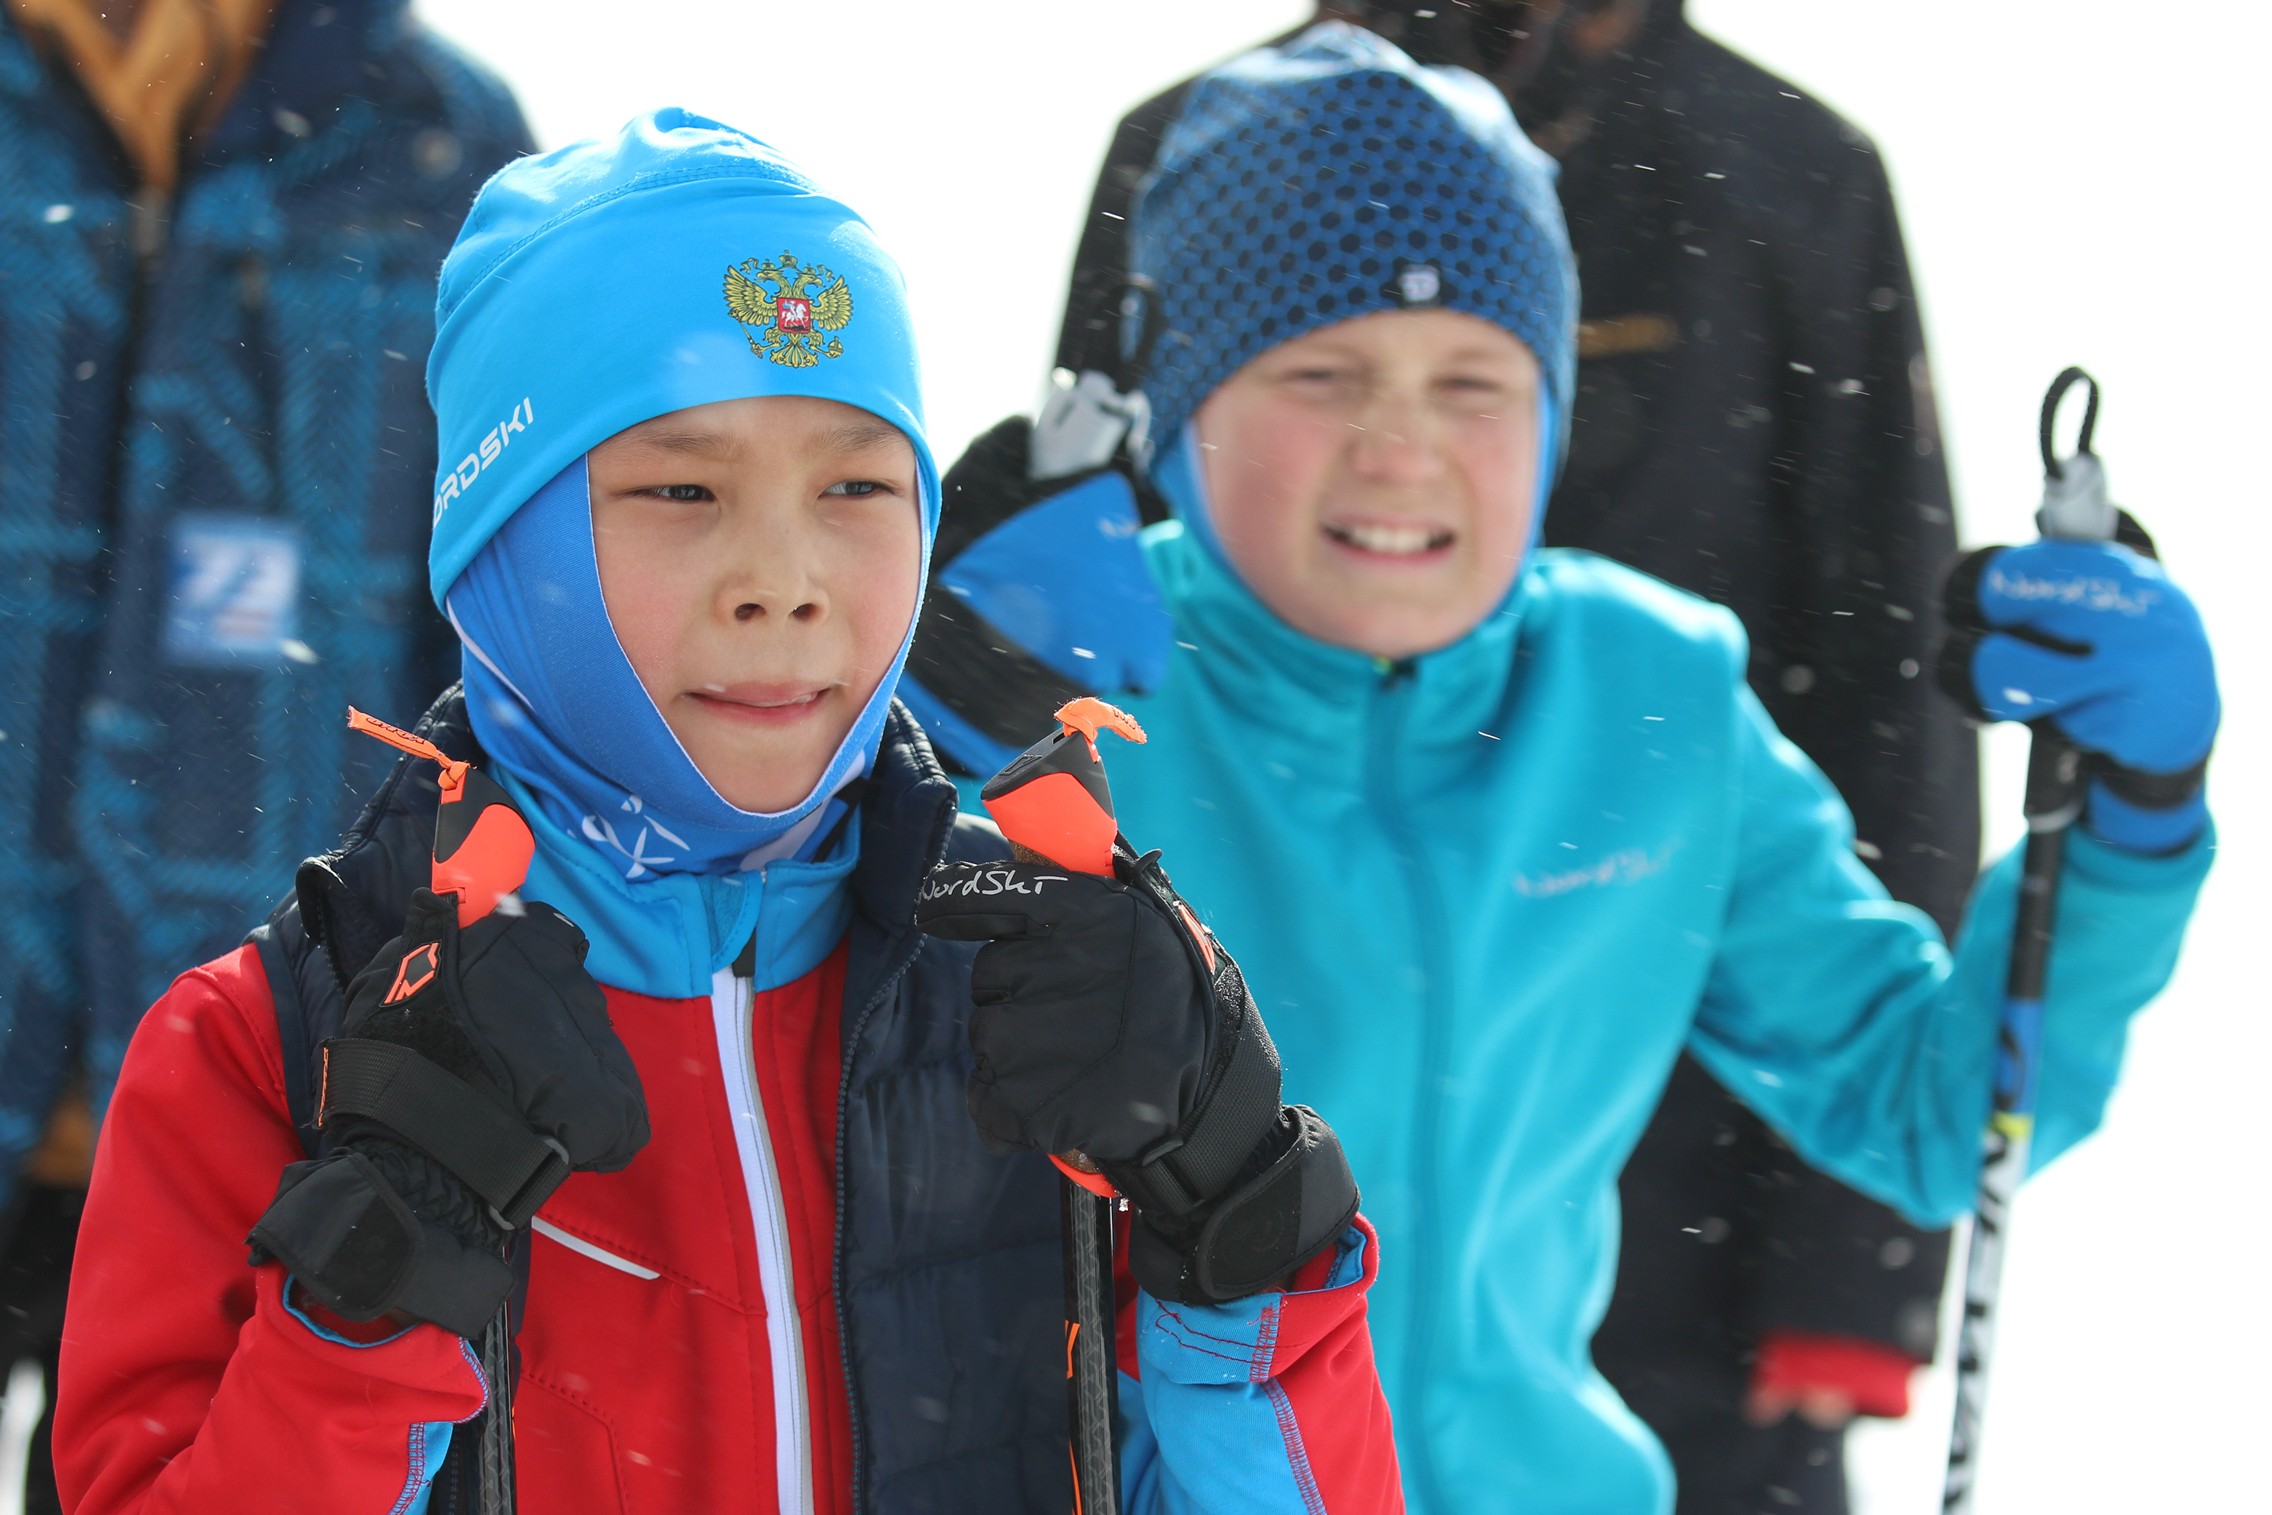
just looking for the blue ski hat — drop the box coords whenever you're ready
[425,109,938,877]
[1127,23,1577,476]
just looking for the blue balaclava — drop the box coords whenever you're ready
[426,110,938,886]
[1127,23,1577,572]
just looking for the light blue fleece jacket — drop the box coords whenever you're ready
[1060,523,2213,1515]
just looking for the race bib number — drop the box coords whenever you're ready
[163,515,303,665]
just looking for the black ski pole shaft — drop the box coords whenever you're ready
[1061,1175,1119,1515]
[982,698,1150,1515]
[347,709,537,1515]
[1941,369,2111,1514]
[480,1308,518,1514]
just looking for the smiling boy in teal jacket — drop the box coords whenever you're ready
[900,24,2220,1515]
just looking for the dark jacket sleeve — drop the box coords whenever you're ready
[1740,1144,1951,1361]
[1753,119,1980,937]
[1738,121,1974,1361]
[1593,1056,1946,1399]
[1054,79,1196,381]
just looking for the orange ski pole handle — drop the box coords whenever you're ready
[981,696,1150,1200]
[980,697,1147,879]
[348,708,535,927]
[981,698,1148,1515]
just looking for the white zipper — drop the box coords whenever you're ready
[711,966,816,1515]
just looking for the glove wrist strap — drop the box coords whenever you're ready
[1116,992,1283,1221]
[248,1151,514,1339]
[320,1037,569,1229]
[2093,752,2209,810]
[1128,1106,1359,1305]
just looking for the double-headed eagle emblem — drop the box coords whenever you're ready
[723,252,852,367]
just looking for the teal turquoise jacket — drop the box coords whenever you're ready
[970,525,2211,1515]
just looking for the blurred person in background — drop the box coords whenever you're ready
[0,1,525,1506]
[914,2,1976,1511]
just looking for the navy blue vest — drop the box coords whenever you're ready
[253,689,1070,1512]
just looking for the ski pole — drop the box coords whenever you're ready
[1940,368,2114,1514]
[349,708,537,1515]
[980,697,1150,1515]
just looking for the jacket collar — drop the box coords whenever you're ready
[852,702,963,935]
[298,687,963,1003]
[1145,522,1537,785]
[1,0,410,169]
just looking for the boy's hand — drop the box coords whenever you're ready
[248,888,650,1338]
[1938,537,2218,852]
[917,851,1358,1305]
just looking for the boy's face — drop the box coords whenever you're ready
[589,395,922,814]
[1193,309,1542,660]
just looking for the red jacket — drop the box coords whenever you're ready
[57,939,1400,1513]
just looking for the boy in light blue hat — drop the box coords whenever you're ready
[903,24,2221,1515]
[57,109,1403,1515]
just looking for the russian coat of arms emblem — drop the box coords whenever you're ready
[723,252,852,367]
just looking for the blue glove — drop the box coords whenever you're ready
[902,417,1174,776]
[1939,536,2218,853]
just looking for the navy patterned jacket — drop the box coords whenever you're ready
[0,0,528,1213]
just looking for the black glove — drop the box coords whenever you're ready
[248,889,650,1336]
[916,850,1358,1305]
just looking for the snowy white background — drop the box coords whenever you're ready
[364,2,2272,1508]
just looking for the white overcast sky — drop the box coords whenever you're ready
[411,4,2268,1508]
